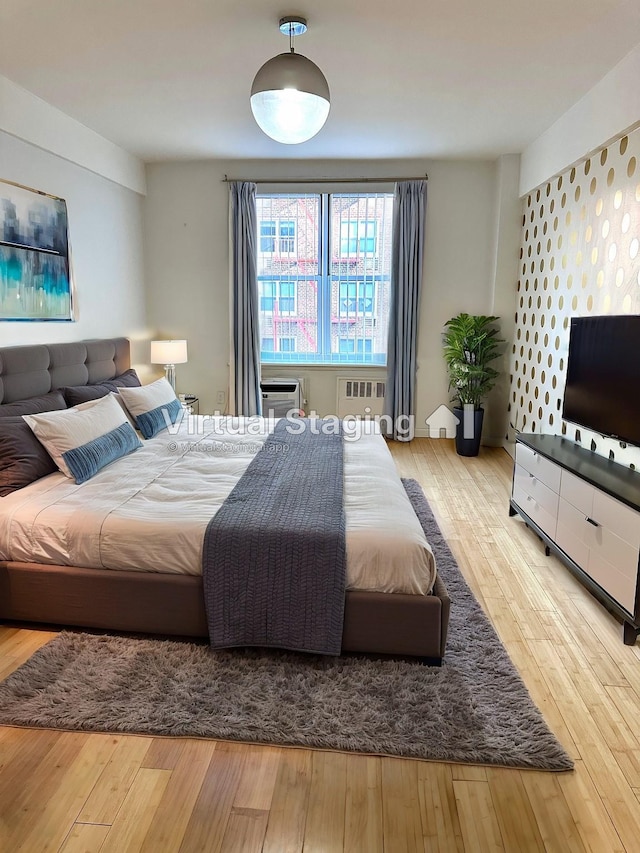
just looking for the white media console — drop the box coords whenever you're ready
[510,433,640,644]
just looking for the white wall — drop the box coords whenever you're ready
[0,130,149,368]
[0,74,145,194]
[144,158,510,435]
[520,42,640,195]
[485,154,523,450]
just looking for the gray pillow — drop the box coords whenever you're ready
[0,417,57,496]
[0,390,67,418]
[110,369,141,388]
[62,369,141,406]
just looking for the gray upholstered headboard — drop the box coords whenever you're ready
[0,338,130,405]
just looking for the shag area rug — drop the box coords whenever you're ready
[0,479,573,771]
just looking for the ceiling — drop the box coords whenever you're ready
[1,0,640,163]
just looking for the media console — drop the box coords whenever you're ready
[510,433,640,645]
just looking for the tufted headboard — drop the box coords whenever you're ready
[0,338,130,405]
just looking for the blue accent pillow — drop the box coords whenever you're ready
[23,394,143,484]
[62,422,142,484]
[135,397,182,440]
[117,378,184,439]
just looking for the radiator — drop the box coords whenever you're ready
[336,377,386,418]
[260,378,303,417]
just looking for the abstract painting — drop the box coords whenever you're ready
[0,179,73,321]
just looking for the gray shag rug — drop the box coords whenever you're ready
[0,479,573,771]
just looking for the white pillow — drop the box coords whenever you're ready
[117,377,182,439]
[23,393,142,483]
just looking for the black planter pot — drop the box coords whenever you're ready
[453,407,484,457]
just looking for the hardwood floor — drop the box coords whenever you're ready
[2,438,640,851]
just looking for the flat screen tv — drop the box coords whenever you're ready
[562,315,640,447]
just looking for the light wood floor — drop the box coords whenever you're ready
[2,439,640,852]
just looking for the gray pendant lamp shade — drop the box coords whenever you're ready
[250,18,330,145]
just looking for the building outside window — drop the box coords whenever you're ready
[278,221,295,253]
[340,220,377,255]
[338,281,375,315]
[256,192,393,365]
[259,280,296,314]
[338,338,373,354]
[262,336,296,353]
[259,220,296,253]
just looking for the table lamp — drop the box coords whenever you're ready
[150,339,188,391]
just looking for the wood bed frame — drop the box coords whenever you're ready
[0,339,450,662]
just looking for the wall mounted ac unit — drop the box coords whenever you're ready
[336,378,386,418]
[260,378,303,417]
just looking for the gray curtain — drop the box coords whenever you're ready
[231,181,262,416]
[385,180,427,441]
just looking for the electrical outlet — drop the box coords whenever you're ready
[216,391,226,404]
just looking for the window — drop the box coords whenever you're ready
[338,281,375,316]
[259,220,296,253]
[340,221,377,255]
[338,338,373,355]
[279,337,296,352]
[257,192,393,365]
[260,221,276,252]
[259,280,296,315]
[279,221,295,253]
[262,336,295,353]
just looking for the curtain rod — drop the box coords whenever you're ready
[222,174,428,184]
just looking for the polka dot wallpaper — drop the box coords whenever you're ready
[509,127,640,468]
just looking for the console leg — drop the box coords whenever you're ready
[545,545,550,557]
[509,505,517,517]
[623,621,639,646]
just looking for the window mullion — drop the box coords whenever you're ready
[318,193,331,360]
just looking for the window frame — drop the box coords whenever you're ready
[257,191,392,367]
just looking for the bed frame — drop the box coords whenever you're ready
[0,339,450,662]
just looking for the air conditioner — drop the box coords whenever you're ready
[260,378,303,417]
[336,377,386,418]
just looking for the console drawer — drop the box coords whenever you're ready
[558,496,638,580]
[556,498,590,567]
[585,525,639,581]
[514,464,559,517]
[515,444,561,492]
[592,490,640,551]
[513,482,557,540]
[560,469,594,516]
[588,552,638,615]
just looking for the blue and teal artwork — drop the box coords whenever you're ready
[0,180,73,321]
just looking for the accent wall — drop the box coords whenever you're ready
[509,126,640,468]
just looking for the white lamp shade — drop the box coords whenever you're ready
[150,339,188,365]
[251,52,330,144]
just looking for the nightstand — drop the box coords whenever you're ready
[179,395,199,415]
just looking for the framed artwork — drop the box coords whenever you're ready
[0,179,74,322]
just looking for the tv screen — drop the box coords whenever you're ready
[562,315,640,447]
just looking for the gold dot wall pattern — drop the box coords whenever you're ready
[509,127,640,469]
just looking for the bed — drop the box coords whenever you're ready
[0,338,450,662]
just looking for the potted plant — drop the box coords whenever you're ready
[442,313,503,456]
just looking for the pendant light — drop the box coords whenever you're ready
[250,16,330,145]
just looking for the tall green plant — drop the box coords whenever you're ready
[443,313,503,409]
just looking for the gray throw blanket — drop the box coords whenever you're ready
[203,419,346,655]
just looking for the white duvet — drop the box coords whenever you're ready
[0,416,436,595]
